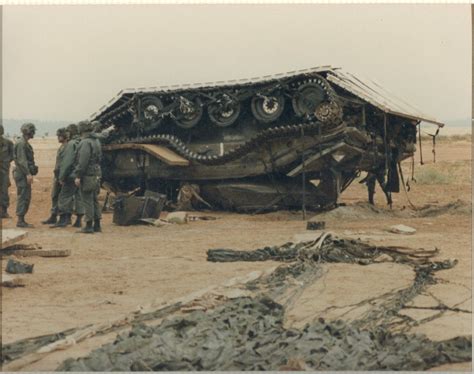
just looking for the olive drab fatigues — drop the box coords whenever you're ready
[50,143,66,214]
[0,136,14,214]
[72,135,102,223]
[58,136,84,215]
[13,137,37,216]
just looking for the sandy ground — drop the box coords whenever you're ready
[1,133,472,371]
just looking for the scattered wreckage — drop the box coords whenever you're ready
[3,233,470,371]
[92,66,444,212]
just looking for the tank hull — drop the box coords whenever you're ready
[93,67,433,212]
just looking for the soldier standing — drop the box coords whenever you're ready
[72,121,102,234]
[0,124,14,218]
[14,123,38,228]
[42,128,68,224]
[52,124,84,228]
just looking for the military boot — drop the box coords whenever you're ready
[80,221,94,234]
[42,213,57,225]
[17,216,34,228]
[73,214,83,228]
[51,214,69,228]
[1,209,11,219]
[93,219,102,233]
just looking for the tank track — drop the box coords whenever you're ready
[96,72,342,131]
[112,120,346,166]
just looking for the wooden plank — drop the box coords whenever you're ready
[1,229,28,250]
[2,249,71,258]
[103,143,189,166]
[2,274,26,288]
[287,142,345,177]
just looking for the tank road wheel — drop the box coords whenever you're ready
[292,81,326,117]
[208,93,241,127]
[174,96,204,129]
[140,95,164,132]
[315,101,343,125]
[250,94,285,123]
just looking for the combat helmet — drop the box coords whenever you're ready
[91,120,102,132]
[66,123,79,137]
[21,123,36,137]
[77,120,94,134]
[56,127,68,138]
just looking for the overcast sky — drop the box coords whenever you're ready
[2,4,471,126]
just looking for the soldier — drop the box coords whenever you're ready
[14,123,38,228]
[72,121,102,234]
[42,128,68,224]
[0,124,14,218]
[360,169,393,207]
[52,124,84,228]
[69,125,85,227]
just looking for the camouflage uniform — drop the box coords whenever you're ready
[51,144,66,213]
[0,125,14,218]
[43,128,68,224]
[55,125,84,227]
[72,121,102,233]
[14,123,38,227]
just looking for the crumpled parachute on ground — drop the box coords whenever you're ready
[58,296,471,371]
[58,234,471,371]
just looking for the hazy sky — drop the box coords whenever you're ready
[2,4,471,126]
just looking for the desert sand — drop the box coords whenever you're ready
[1,132,471,371]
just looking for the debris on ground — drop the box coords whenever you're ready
[6,259,34,274]
[1,229,28,250]
[2,249,71,258]
[2,233,470,371]
[207,233,434,265]
[188,215,217,221]
[165,212,188,224]
[4,243,42,251]
[1,274,26,288]
[139,218,171,227]
[176,183,212,211]
[57,296,471,371]
[414,199,472,217]
[307,221,325,230]
[140,213,217,226]
[389,224,417,235]
[112,193,167,226]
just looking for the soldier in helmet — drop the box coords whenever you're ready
[0,124,14,218]
[52,123,84,228]
[42,128,68,225]
[14,123,38,227]
[72,121,102,234]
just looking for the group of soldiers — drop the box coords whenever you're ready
[0,121,104,234]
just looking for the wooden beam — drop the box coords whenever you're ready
[287,142,345,177]
[1,249,71,258]
[1,230,28,250]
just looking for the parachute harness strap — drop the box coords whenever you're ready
[398,161,417,211]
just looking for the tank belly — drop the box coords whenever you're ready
[93,67,430,212]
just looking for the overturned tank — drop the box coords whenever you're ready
[92,66,444,212]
